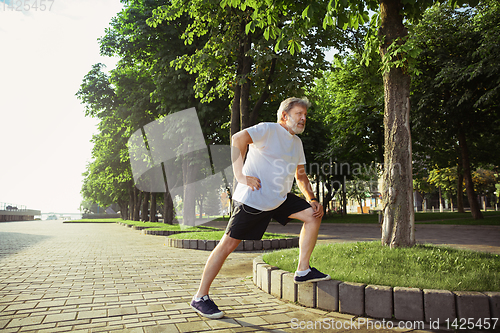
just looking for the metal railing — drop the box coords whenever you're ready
[0,202,28,211]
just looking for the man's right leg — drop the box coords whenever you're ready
[191,233,241,319]
[195,233,241,298]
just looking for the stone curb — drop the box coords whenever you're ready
[254,256,499,324]
[165,237,299,251]
[118,222,301,253]
[118,222,207,235]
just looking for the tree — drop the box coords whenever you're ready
[307,33,384,215]
[428,167,458,212]
[410,1,500,219]
[223,0,483,247]
[413,171,436,212]
[346,170,379,214]
[77,64,138,221]
[147,0,340,136]
[472,167,498,209]
[94,0,233,224]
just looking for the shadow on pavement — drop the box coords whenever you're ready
[0,232,50,259]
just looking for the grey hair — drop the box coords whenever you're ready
[277,97,311,122]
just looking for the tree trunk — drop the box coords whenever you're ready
[133,187,141,221]
[438,187,443,212]
[456,163,465,213]
[240,32,252,130]
[358,199,365,214]
[182,157,196,226]
[379,0,415,248]
[199,197,203,219]
[150,193,157,222]
[118,199,128,221]
[141,191,150,222]
[128,188,134,220]
[230,86,241,138]
[250,57,277,125]
[458,128,483,219]
[342,176,347,215]
[163,189,174,225]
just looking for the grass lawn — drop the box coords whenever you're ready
[263,241,500,292]
[145,225,220,232]
[167,230,294,240]
[119,220,222,231]
[319,210,500,225]
[66,219,220,231]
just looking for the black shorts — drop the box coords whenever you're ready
[225,193,312,240]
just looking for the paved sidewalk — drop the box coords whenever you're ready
[0,220,498,333]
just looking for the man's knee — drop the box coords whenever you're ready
[302,208,321,225]
[304,215,321,226]
[218,234,241,254]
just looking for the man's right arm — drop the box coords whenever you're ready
[231,130,261,191]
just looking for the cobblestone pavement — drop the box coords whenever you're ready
[1,220,498,333]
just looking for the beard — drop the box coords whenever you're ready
[286,116,305,134]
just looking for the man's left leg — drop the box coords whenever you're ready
[289,207,331,283]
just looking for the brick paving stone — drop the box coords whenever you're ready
[261,313,294,323]
[235,316,269,326]
[56,318,92,328]
[4,302,39,312]
[36,299,67,308]
[34,326,75,333]
[42,311,77,323]
[6,315,45,328]
[107,306,138,317]
[0,319,9,329]
[176,320,211,332]
[3,220,496,333]
[205,318,240,330]
[77,309,108,320]
[143,323,180,332]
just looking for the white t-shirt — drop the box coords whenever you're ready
[232,122,306,211]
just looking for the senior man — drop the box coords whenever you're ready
[190,97,330,319]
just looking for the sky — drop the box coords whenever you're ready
[0,0,124,214]
[0,0,338,216]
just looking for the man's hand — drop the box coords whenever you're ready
[238,175,261,191]
[310,200,324,219]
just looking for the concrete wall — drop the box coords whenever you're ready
[0,209,41,222]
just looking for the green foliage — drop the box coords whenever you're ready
[146,0,337,127]
[472,167,498,195]
[411,1,500,172]
[78,0,233,217]
[428,167,458,196]
[309,34,384,167]
[381,36,423,75]
[264,241,500,291]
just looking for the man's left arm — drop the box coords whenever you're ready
[295,164,324,219]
